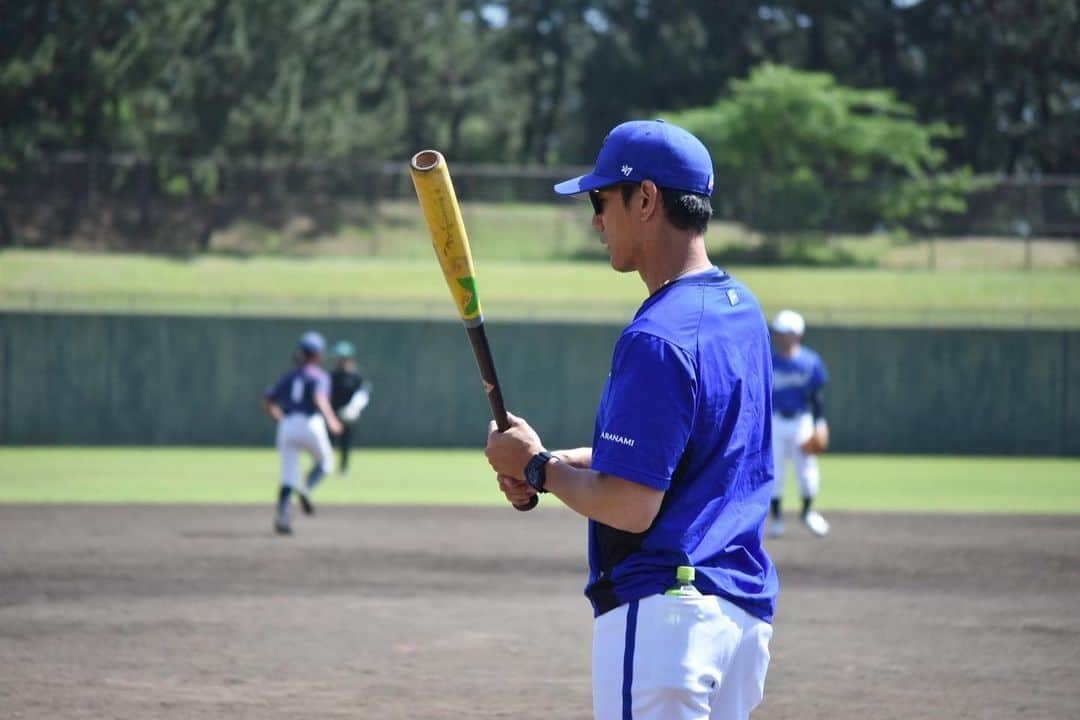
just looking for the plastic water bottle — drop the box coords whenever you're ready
[664,565,701,597]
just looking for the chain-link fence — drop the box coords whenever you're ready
[2,155,1078,256]
[937,176,1080,238]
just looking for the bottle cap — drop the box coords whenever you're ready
[676,565,695,584]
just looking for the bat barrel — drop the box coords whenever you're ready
[409,148,538,513]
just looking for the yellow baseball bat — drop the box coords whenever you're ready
[409,150,538,512]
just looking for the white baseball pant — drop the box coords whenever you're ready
[771,411,820,499]
[276,413,334,489]
[593,593,772,720]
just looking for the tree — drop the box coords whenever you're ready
[667,63,977,235]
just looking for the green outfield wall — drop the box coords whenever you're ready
[1,312,1077,456]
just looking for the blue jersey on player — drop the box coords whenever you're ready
[265,365,331,416]
[586,267,778,623]
[772,347,828,416]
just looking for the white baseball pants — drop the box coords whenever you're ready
[276,413,334,489]
[771,411,820,499]
[593,593,772,720]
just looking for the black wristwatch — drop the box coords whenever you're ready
[524,451,556,493]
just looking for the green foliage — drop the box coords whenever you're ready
[0,0,511,166]
[1,2,1077,172]
[1,2,1076,250]
[668,64,979,235]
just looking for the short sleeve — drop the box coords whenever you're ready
[314,370,331,399]
[591,332,696,491]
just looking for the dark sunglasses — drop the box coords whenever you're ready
[589,183,640,215]
[589,190,605,216]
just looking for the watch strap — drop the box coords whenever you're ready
[524,451,555,493]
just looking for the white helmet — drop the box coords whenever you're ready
[771,309,805,336]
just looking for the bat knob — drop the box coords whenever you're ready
[513,495,539,512]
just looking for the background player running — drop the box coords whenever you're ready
[769,309,831,538]
[262,331,343,535]
[329,340,372,477]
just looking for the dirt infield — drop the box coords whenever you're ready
[1,505,1077,719]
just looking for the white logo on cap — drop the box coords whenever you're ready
[621,165,633,176]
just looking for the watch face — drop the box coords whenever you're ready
[526,453,549,491]
[526,463,542,489]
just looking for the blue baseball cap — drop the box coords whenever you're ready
[554,119,714,197]
[298,331,326,354]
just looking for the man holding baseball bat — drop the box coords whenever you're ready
[485,120,777,720]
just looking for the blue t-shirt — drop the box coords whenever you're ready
[586,267,778,623]
[265,364,331,416]
[771,347,828,416]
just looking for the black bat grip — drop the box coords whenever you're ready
[466,324,539,512]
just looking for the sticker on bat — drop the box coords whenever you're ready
[457,276,480,317]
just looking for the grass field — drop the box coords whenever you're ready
[1,447,1077,513]
[193,200,1080,271]
[2,248,1077,325]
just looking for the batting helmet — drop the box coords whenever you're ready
[298,331,326,354]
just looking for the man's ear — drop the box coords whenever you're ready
[640,180,660,219]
